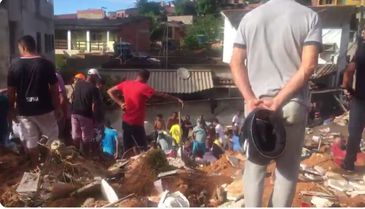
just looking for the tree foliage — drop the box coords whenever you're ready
[184,15,223,49]
[196,0,221,16]
[174,0,196,16]
[136,0,162,16]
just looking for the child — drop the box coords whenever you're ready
[100,121,119,159]
[153,114,166,141]
[170,122,182,146]
[231,126,242,152]
[192,119,206,158]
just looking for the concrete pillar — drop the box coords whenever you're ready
[67,30,71,50]
[106,31,110,51]
[86,30,90,52]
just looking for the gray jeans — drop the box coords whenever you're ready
[344,98,365,167]
[244,101,307,207]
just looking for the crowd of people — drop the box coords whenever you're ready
[0,35,188,167]
[0,35,245,168]
[152,111,245,160]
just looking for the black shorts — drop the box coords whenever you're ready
[122,122,147,152]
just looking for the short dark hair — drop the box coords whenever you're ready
[137,69,150,82]
[213,118,219,123]
[18,35,37,52]
[157,114,163,118]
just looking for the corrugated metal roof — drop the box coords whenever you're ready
[101,69,214,94]
[311,64,337,80]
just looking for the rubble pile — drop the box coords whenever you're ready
[1,118,365,207]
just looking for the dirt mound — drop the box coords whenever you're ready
[201,153,244,177]
[117,149,171,197]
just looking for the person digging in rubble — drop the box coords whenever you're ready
[107,69,183,157]
[182,114,193,142]
[71,68,103,157]
[230,126,242,152]
[167,111,179,131]
[232,110,244,134]
[213,118,226,149]
[100,120,119,160]
[192,118,207,158]
[230,0,321,206]
[153,114,166,141]
[170,120,183,147]
[341,24,365,172]
[7,35,62,167]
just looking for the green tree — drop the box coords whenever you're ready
[196,0,221,16]
[174,0,197,15]
[136,0,162,16]
[136,0,166,41]
[184,15,223,49]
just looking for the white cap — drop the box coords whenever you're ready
[87,68,102,79]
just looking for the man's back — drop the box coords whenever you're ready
[8,57,57,116]
[234,0,321,103]
[116,80,155,126]
[72,80,100,118]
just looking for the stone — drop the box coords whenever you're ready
[225,179,243,201]
[349,181,365,191]
[51,182,77,199]
[16,172,41,200]
[218,199,245,208]
[226,156,240,168]
[325,171,345,181]
[81,198,96,207]
[327,179,353,192]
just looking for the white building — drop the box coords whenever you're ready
[0,0,55,88]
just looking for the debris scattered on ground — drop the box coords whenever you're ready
[311,196,334,207]
[158,191,190,207]
[1,121,365,207]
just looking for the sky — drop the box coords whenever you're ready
[54,0,161,15]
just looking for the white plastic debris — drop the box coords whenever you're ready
[16,172,41,200]
[313,165,326,176]
[311,196,334,207]
[349,181,365,191]
[158,191,190,208]
[101,179,118,203]
[327,179,354,192]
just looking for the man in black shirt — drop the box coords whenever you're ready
[71,68,102,156]
[341,26,365,171]
[7,35,61,166]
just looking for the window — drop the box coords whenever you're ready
[91,33,102,41]
[37,32,42,53]
[44,34,55,53]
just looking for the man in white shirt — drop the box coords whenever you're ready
[213,118,226,149]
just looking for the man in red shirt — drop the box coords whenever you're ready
[107,69,183,154]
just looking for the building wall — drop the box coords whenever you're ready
[117,20,151,53]
[0,9,10,89]
[0,0,54,88]
[77,9,105,19]
[222,17,236,63]
[7,0,54,60]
